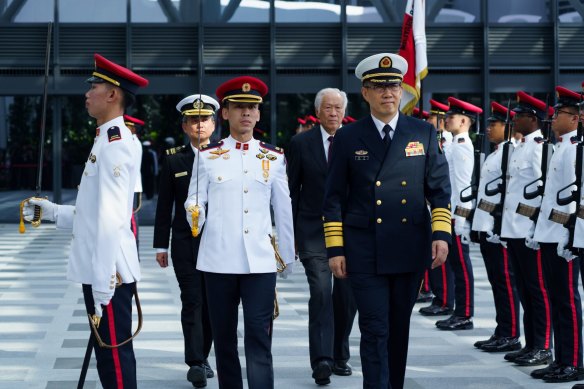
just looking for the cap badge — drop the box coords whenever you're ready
[242,83,251,92]
[193,99,204,110]
[379,56,392,68]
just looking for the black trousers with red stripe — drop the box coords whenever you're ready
[478,233,520,338]
[505,239,552,350]
[83,283,137,389]
[447,232,474,317]
[427,262,454,309]
[540,243,583,367]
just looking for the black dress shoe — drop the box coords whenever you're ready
[420,304,453,316]
[531,361,561,379]
[481,337,521,352]
[187,364,207,388]
[312,361,332,385]
[332,361,352,376]
[572,384,584,388]
[504,346,532,362]
[203,359,214,379]
[436,315,473,330]
[416,291,434,303]
[474,335,500,349]
[514,348,553,366]
[543,365,584,383]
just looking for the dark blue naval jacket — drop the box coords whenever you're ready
[323,113,452,275]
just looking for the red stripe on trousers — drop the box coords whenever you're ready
[441,264,448,307]
[568,260,579,367]
[130,214,137,239]
[455,234,471,317]
[106,303,124,388]
[502,246,517,337]
[424,270,430,292]
[536,250,551,349]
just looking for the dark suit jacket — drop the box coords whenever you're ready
[323,114,452,274]
[153,145,200,252]
[287,126,329,256]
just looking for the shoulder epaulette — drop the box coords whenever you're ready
[571,136,579,144]
[200,140,224,152]
[165,145,186,156]
[457,138,465,143]
[534,137,544,144]
[259,141,284,154]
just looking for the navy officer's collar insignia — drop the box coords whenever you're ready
[355,150,368,155]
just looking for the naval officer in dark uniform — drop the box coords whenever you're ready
[153,94,218,387]
[323,53,452,389]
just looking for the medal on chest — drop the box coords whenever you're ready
[262,159,270,182]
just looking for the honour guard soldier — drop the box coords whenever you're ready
[471,102,521,352]
[185,76,295,389]
[323,53,451,389]
[531,86,583,382]
[124,115,144,251]
[419,98,455,314]
[287,88,357,385]
[435,97,481,331]
[153,94,218,387]
[500,91,553,367]
[24,53,148,388]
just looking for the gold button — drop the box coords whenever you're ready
[244,229,249,234]
[84,171,88,176]
[218,176,222,181]
[244,209,249,214]
[244,188,248,193]
[110,286,114,290]
[401,199,407,205]
[376,218,382,224]
[376,200,382,206]
[402,218,407,223]
[376,181,381,187]
[401,181,407,187]
[111,275,115,279]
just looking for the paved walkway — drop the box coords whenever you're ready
[0,223,579,388]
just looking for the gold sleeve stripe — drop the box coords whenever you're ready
[432,220,452,234]
[324,227,343,232]
[325,235,344,248]
[432,208,451,216]
[323,221,343,227]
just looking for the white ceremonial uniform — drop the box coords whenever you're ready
[534,130,578,243]
[55,116,141,293]
[501,130,545,239]
[133,134,143,193]
[472,141,507,232]
[446,132,474,229]
[185,135,295,274]
[574,185,584,249]
[441,130,453,152]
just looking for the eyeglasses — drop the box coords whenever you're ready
[365,84,401,94]
[552,109,577,119]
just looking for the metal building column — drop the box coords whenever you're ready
[269,0,276,144]
[341,0,347,92]
[52,97,62,203]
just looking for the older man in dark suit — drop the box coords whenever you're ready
[287,88,357,386]
[323,53,451,389]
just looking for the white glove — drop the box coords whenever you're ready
[557,231,577,262]
[23,197,58,222]
[525,224,540,250]
[93,289,114,318]
[278,264,293,279]
[455,221,471,245]
[486,231,507,248]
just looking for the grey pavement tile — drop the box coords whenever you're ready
[46,382,98,389]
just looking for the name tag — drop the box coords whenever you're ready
[175,171,188,178]
[405,141,424,157]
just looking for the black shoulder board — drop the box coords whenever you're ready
[457,137,465,143]
[259,141,284,154]
[165,145,186,156]
[534,137,544,144]
[571,136,579,144]
[107,126,122,143]
[200,140,224,152]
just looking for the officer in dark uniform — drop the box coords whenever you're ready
[153,94,218,387]
[323,53,451,389]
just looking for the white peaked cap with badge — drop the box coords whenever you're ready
[355,53,408,84]
[175,94,220,116]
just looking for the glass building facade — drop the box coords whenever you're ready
[0,0,583,201]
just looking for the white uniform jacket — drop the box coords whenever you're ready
[133,134,143,193]
[501,130,545,239]
[534,130,578,243]
[446,132,474,228]
[55,116,141,293]
[472,141,508,232]
[574,182,584,248]
[185,136,295,274]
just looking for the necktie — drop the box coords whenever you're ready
[382,124,392,146]
[327,135,334,164]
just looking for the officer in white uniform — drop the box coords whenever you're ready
[471,102,521,352]
[23,53,148,389]
[435,97,480,331]
[184,76,294,389]
[500,91,552,367]
[123,114,144,250]
[532,86,583,383]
